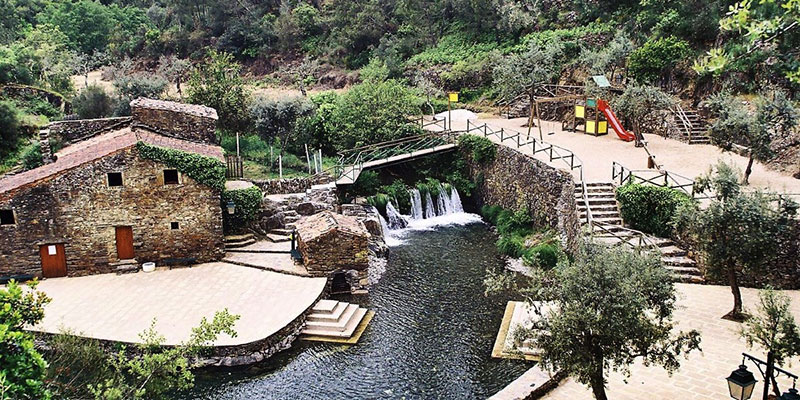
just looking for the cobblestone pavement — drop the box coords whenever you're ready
[539,284,800,400]
[30,262,326,346]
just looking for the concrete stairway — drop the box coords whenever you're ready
[301,299,370,340]
[673,110,711,145]
[574,182,704,283]
[224,234,256,249]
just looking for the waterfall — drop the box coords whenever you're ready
[450,187,464,213]
[409,189,423,220]
[378,210,390,236]
[439,184,454,215]
[385,201,408,230]
[436,188,447,216]
[424,192,436,219]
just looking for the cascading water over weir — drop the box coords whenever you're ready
[381,185,468,231]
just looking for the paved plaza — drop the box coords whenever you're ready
[514,284,800,400]
[30,262,326,346]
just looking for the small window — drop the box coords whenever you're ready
[107,172,123,187]
[163,169,179,185]
[0,209,15,225]
[170,222,179,230]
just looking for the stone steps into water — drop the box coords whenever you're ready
[301,299,373,343]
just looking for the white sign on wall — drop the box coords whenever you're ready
[48,245,57,255]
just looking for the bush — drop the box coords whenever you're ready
[351,170,381,197]
[458,134,496,164]
[221,186,263,233]
[136,142,227,191]
[522,242,560,270]
[20,143,42,170]
[496,234,526,258]
[0,101,20,156]
[616,183,693,237]
[496,207,534,237]
[73,85,113,119]
[481,205,503,225]
[627,36,691,84]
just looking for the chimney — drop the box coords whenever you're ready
[39,128,54,164]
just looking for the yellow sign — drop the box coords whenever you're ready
[448,92,459,102]
[575,105,585,119]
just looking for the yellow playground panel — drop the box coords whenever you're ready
[586,120,608,134]
[575,105,585,119]
[571,98,608,137]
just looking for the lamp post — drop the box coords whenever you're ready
[726,353,799,400]
[226,200,236,215]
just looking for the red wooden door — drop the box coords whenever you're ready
[40,244,67,278]
[115,226,135,260]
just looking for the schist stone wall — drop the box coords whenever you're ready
[295,212,370,289]
[461,144,581,253]
[0,147,224,277]
[131,98,218,144]
[48,117,133,146]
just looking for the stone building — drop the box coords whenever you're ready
[295,212,370,292]
[0,98,225,279]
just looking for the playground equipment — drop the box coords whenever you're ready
[565,97,635,142]
[598,99,635,142]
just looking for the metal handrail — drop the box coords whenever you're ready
[672,105,694,140]
[590,220,660,254]
[612,161,703,199]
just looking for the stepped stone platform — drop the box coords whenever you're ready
[223,243,308,276]
[28,262,326,351]
[300,299,373,344]
[492,301,551,361]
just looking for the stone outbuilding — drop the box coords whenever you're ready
[295,211,370,292]
[0,98,226,280]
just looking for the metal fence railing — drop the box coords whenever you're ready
[612,161,699,198]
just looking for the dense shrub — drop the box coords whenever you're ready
[458,134,496,164]
[616,183,693,237]
[481,205,504,225]
[522,242,560,270]
[0,100,20,156]
[627,36,691,84]
[20,143,42,170]
[496,207,534,237]
[72,85,113,119]
[351,170,381,197]
[136,142,227,191]
[496,234,526,258]
[221,186,263,233]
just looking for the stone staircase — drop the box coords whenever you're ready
[574,182,704,283]
[111,259,139,273]
[672,109,711,145]
[224,234,256,249]
[301,299,372,342]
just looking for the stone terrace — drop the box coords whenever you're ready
[30,262,326,346]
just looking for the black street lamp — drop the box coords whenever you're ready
[726,353,799,400]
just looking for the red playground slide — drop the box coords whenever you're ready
[597,99,635,142]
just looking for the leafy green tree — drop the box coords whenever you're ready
[627,36,690,84]
[741,289,800,398]
[492,38,565,116]
[682,162,798,320]
[37,0,114,54]
[706,89,798,184]
[612,85,675,145]
[325,79,422,151]
[0,101,20,157]
[249,95,315,155]
[186,50,251,132]
[0,280,52,399]
[73,85,114,119]
[156,55,190,96]
[112,73,168,116]
[523,243,701,400]
[87,310,239,400]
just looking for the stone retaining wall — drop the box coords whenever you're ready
[131,98,217,144]
[249,175,333,195]
[1,84,70,114]
[49,117,132,145]
[461,144,581,253]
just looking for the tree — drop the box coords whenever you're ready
[112,73,168,116]
[74,51,108,89]
[492,38,565,127]
[627,36,690,85]
[86,310,238,400]
[612,85,675,146]
[741,289,800,398]
[157,55,190,97]
[73,85,114,119]
[186,50,250,132]
[0,280,52,399]
[0,101,20,157]
[249,95,315,155]
[325,79,422,151]
[37,0,114,55]
[683,162,798,320]
[523,243,701,400]
[706,90,798,184]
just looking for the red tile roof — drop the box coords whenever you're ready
[0,128,225,195]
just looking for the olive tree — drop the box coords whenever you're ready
[741,289,800,397]
[186,50,251,132]
[249,95,315,155]
[679,162,798,320]
[706,90,798,184]
[520,243,701,400]
[612,85,675,146]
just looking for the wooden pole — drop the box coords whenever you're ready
[527,89,535,138]
[318,149,323,172]
[279,154,283,179]
[236,132,240,157]
[536,101,544,141]
[447,97,451,131]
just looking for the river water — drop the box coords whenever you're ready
[187,217,529,399]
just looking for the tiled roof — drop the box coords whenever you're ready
[130,97,218,119]
[0,128,225,195]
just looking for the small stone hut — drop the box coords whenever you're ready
[295,212,370,291]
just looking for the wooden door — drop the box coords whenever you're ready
[115,226,135,260]
[40,244,67,278]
